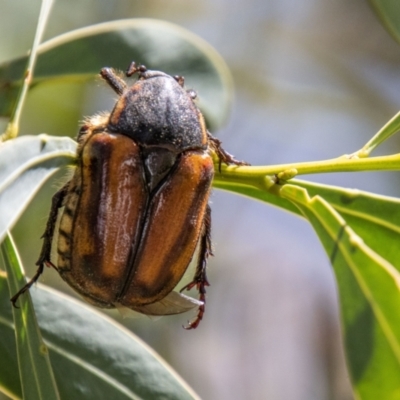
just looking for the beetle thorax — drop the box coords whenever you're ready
[107,75,208,153]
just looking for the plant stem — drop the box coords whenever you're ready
[214,153,400,190]
[1,0,54,142]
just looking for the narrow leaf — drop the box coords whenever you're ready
[1,234,59,400]
[354,110,400,157]
[0,273,200,400]
[2,0,54,141]
[280,184,400,400]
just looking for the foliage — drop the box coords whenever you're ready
[1,1,400,399]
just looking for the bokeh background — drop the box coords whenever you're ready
[1,1,400,399]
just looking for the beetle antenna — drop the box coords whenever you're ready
[100,68,127,95]
[125,61,138,77]
[126,62,148,78]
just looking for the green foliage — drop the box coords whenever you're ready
[281,185,400,399]
[369,0,400,44]
[1,236,59,400]
[1,2,400,399]
[0,262,199,400]
[0,19,232,133]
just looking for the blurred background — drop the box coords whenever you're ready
[1,0,400,399]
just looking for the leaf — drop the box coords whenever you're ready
[1,234,59,400]
[369,0,400,44]
[353,111,400,157]
[0,272,200,400]
[294,179,400,272]
[0,135,76,243]
[0,19,233,131]
[215,174,400,274]
[213,178,301,215]
[214,170,400,397]
[280,184,400,400]
[2,0,55,141]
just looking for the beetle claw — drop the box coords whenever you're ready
[179,281,195,292]
[10,296,20,309]
[44,260,57,270]
[180,275,210,329]
[10,262,45,307]
[207,132,250,170]
[183,284,207,330]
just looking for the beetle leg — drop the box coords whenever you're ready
[181,204,213,329]
[207,131,250,171]
[100,68,127,95]
[36,183,70,267]
[10,183,69,307]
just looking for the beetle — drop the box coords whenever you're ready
[11,62,247,329]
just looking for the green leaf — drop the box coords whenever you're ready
[369,0,400,44]
[2,0,54,141]
[0,19,233,131]
[213,178,301,215]
[0,135,76,242]
[215,173,400,275]
[280,184,400,400]
[1,234,60,400]
[0,271,200,400]
[294,179,400,272]
[353,110,400,158]
[215,170,400,398]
